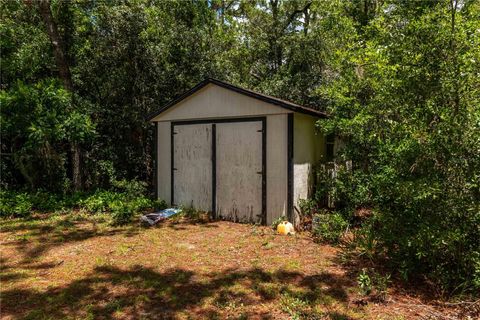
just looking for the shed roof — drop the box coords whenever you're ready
[146,78,327,121]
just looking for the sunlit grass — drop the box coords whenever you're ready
[0,212,430,319]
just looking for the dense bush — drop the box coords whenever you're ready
[0,80,95,191]
[0,180,167,224]
[367,177,480,293]
[316,1,480,294]
[312,211,348,244]
[0,191,33,217]
[314,162,480,293]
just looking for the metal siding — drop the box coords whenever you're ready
[172,123,212,211]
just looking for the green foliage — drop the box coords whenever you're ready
[79,191,121,213]
[178,206,212,222]
[109,200,135,225]
[312,211,348,244]
[271,215,287,230]
[0,180,160,223]
[297,199,317,217]
[279,292,312,320]
[111,179,148,199]
[0,191,33,217]
[357,269,372,296]
[78,180,157,224]
[0,79,95,190]
[357,268,391,300]
[317,0,480,293]
[180,206,200,220]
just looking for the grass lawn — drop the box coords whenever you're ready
[0,213,462,319]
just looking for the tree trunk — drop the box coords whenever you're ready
[37,0,73,91]
[71,143,82,191]
[37,0,82,190]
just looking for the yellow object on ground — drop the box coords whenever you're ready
[277,221,295,235]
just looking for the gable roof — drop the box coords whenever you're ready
[146,78,327,121]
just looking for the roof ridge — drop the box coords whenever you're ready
[146,78,327,121]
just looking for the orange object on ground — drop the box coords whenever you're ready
[277,221,295,235]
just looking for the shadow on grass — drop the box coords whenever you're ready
[1,265,354,319]
[156,218,220,231]
[0,217,140,265]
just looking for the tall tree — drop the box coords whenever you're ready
[36,0,82,190]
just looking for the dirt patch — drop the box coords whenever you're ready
[0,215,467,319]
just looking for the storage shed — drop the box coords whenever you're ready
[147,79,327,225]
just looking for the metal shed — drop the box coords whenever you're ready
[147,79,327,225]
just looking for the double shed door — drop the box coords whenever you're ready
[172,119,264,223]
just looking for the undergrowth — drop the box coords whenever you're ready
[0,180,167,225]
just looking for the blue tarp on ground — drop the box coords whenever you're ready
[140,208,182,225]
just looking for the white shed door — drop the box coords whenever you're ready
[216,121,263,223]
[173,123,212,211]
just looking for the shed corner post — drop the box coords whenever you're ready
[211,123,216,219]
[154,122,158,200]
[170,122,175,206]
[262,117,267,225]
[287,113,294,223]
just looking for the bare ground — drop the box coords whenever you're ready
[0,214,473,319]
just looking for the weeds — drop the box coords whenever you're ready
[0,180,168,225]
[357,268,391,301]
[312,210,348,244]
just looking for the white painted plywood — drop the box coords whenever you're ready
[173,123,212,211]
[266,114,288,224]
[157,122,171,203]
[151,84,289,122]
[293,113,326,223]
[216,121,263,223]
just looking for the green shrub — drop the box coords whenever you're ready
[111,179,147,199]
[29,191,60,212]
[357,269,372,296]
[312,211,348,244]
[78,188,157,225]
[109,200,135,225]
[357,268,391,300]
[313,164,371,211]
[297,199,317,216]
[79,191,121,213]
[180,206,209,221]
[310,159,479,293]
[0,191,33,217]
[152,199,168,211]
[338,172,480,293]
[0,180,161,222]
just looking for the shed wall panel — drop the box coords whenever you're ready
[157,121,171,204]
[266,114,288,224]
[152,84,289,122]
[155,103,303,225]
[172,124,212,211]
[216,121,263,222]
[293,113,325,220]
